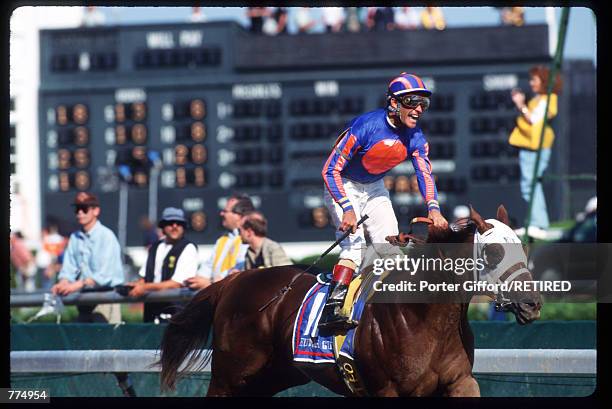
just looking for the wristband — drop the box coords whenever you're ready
[427,199,440,212]
[338,197,353,212]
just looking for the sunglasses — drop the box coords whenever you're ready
[397,94,430,111]
[160,221,185,228]
[74,205,91,214]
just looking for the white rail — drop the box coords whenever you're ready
[10,349,596,374]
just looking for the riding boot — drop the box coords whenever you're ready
[318,264,357,333]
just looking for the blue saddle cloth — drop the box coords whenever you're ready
[292,273,368,364]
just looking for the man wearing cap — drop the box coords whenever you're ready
[318,72,449,332]
[52,192,124,323]
[186,193,254,290]
[127,207,198,322]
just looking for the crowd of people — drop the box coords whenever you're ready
[243,7,530,35]
[246,7,447,35]
[80,6,526,32]
[10,190,292,324]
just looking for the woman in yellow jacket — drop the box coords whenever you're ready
[509,65,562,238]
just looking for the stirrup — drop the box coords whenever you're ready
[318,315,359,333]
[318,303,358,332]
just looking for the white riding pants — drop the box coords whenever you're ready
[323,178,400,267]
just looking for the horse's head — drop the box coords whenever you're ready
[470,205,542,325]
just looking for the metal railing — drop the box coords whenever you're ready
[10,349,596,375]
[10,288,197,308]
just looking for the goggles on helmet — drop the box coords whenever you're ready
[395,94,430,110]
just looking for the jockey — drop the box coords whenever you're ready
[318,72,449,332]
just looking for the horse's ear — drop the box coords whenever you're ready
[496,205,510,226]
[470,205,492,234]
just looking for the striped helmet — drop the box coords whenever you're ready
[387,72,431,97]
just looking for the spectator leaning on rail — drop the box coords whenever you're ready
[185,193,255,290]
[51,192,124,323]
[238,211,292,270]
[319,72,449,333]
[127,207,198,323]
[509,65,562,240]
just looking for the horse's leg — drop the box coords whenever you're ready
[445,375,480,397]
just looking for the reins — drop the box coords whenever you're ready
[257,214,369,312]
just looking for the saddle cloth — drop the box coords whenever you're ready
[292,273,368,364]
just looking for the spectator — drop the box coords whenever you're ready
[499,7,525,26]
[127,207,198,322]
[189,6,206,23]
[312,207,330,229]
[51,192,124,323]
[239,211,291,270]
[366,7,394,31]
[365,7,376,31]
[421,6,446,30]
[185,193,255,290]
[322,7,345,33]
[295,7,316,34]
[139,215,160,248]
[271,7,288,35]
[10,232,36,292]
[247,7,270,34]
[36,222,68,292]
[509,65,562,240]
[344,7,361,32]
[82,6,105,27]
[395,7,420,30]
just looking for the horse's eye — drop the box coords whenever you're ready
[483,243,505,267]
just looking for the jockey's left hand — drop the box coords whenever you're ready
[429,210,448,229]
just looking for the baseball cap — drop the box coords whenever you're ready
[158,207,187,227]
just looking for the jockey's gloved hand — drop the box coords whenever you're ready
[385,234,410,247]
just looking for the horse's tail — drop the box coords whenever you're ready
[159,280,224,391]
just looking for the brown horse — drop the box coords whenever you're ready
[159,205,542,396]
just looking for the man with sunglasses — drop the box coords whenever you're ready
[127,207,198,322]
[185,193,255,290]
[52,192,124,323]
[319,72,449,332]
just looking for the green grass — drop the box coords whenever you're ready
[549,219,576,230]
[467,302,596,321]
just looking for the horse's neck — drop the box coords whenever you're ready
[397,232,475,326]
